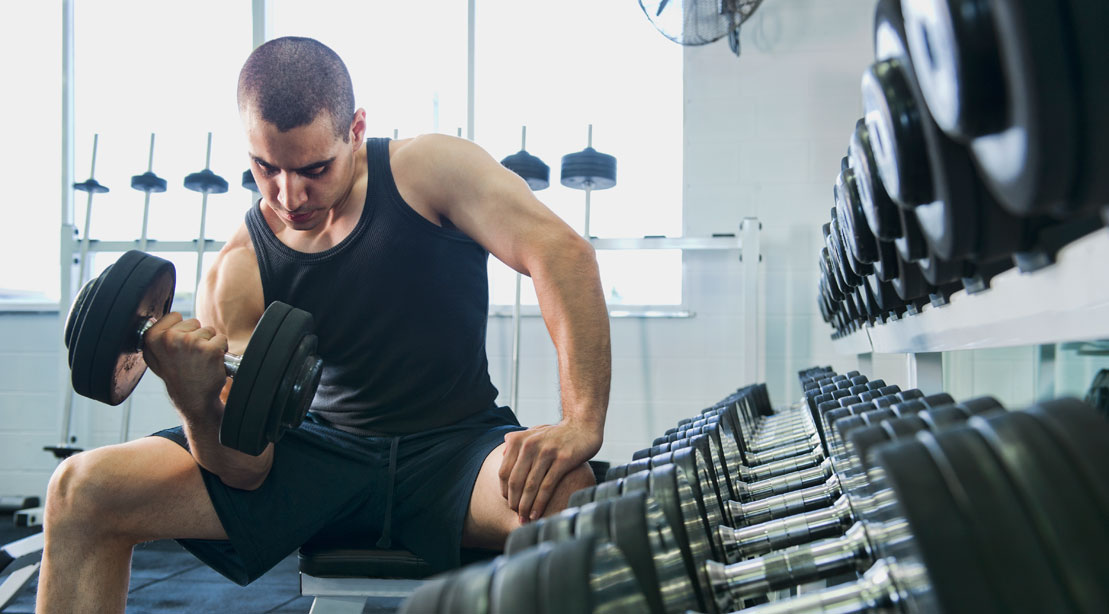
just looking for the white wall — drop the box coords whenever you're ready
[0,0,892,498]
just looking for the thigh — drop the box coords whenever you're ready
[54,436,227,543]
[461,442,520,550]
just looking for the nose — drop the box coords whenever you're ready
[277,172,308,211]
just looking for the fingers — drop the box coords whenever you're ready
[505,442,536,515]
[528,458,575,521]
[499,432,523,500]
[516,452,556,522]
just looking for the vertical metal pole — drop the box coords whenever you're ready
[906,352,943,394]
[467,0,476,141]
[139,133,155,252]
[740,218,761,385]
[1035,344,1056,401]
[252,0,272,47]
[194,130,212,308]
[56,0,77,451]
[509,124,526,413]
[76,134,99,287]
[857,352,874,377]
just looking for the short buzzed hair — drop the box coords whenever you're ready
[237,37,355,141]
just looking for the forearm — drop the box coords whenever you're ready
[177,396,273,490]
[532,237,611,434]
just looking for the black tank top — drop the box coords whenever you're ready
[244,137,499,435]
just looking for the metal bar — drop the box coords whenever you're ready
[488,308,695,319]
[252,0,272,48]
[55,0,77,456]
[77,240,227,253]
[588,236,742,250]
[741,218,761,385]
[466,0,475,141]
[300,574,423,599]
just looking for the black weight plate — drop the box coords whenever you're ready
[267,333,317,444]
[69,256,140,400]
[916,252,967,287]
[1023,399,1109,518]
[233,306,312,455]
[573,499,613,541]
[538,537,593,614]
[837,168,879,264]
[489,541,552,614]
[826,222,859,289]
[882,415,929,442]
[1060,0,1109,210]
[850,118,903,241]
[957,396,1005,416]
[78,252,176,405]
[593,478,625,503]
[67,272,109,369]
[919,427,1072,612]
[862,57,933,207]
[537,509,578,544]
[871,437,1002,614]
[971,412,1109,611]
[560,148,617,190]
[397,574,452,614]
[917,406,971,432]
[666,449,721,561]
[504,520,542,555]
[969,0,1077,216]
[917,392,953,408]
[604,464,628,482]
[608,494,666,614]
[902,0,1007,140]
[440,558,502,614]
[221,301,292,454]
[872,238,899,283]
[894,206,930,264]
[568,484,598,508]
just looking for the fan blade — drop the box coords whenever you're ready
[657,0,669,18]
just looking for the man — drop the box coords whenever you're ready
[37,36,609,612]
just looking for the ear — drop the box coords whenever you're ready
[349,108,367,147]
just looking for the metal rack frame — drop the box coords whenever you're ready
[830,227,1109,393]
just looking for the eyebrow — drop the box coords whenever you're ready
[252,155,335,173]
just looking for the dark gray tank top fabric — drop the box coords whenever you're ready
[244,137,499,436]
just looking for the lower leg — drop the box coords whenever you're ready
[36,438,227,614]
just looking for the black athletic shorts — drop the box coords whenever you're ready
[151,404,525,586]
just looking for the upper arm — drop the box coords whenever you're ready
[392,135,593,276]
[195,227,265,355]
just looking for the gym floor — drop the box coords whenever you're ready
[1,514,403,614]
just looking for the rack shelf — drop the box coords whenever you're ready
[832,227,1109,355]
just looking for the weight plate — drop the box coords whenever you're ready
[921,427,1072,612]
[872,237,899,283]
[397,574,452,614]
[1060,0,1109,210]
[220,301,293,455]
[872,437,1003,614]
[504,520,542,556]
[560,148,617,190]
[607,494,666,614]
[440,557,503,614]
[67,272,109,369]
[236,307,312,454]
[537,508,578,544]
[894,206,930,263]
[670,448,722,553]
[538,537,592,614]
[862,57,934,207]
[971,411,1109,611]
[968,0,1076,216]
[574,499,613,541]
[604,464,628,482]
[916,253,966,287]
[836,168,879,264]
[72,251,176,405]
[1023,399,1109,518]
[594,478,625,503]
[266,333,318,444]
[567,484,597,508]
[901,0,1007,140]
[489,541,552,614]
[501,150,551,192]
[850,118,903,241]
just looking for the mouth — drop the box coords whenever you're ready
[283,210,316,224]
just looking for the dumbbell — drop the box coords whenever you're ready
[713,398,1109,614]
[63,250,323,455]
[713,397,1005,572]
[399,535,650,614]
[584,399,1107,614]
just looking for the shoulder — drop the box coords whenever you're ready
[390,134,520,213]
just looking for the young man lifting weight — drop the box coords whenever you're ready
[37,36,609,612]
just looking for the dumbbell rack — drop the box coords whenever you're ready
[829,227,1109,393]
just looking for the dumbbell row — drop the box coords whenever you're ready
[512,390,1109,607]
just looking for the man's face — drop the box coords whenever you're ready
[242,108,356,231]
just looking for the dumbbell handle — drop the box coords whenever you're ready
[735,458,833,502]
[729,557,931,614]
[720,494,854,562]
[137,317,242,377]
[706,519,910,612]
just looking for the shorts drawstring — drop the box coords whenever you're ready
[375,436,400,549]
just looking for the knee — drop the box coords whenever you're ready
[45,450,126,539]
[550,463,596,513]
